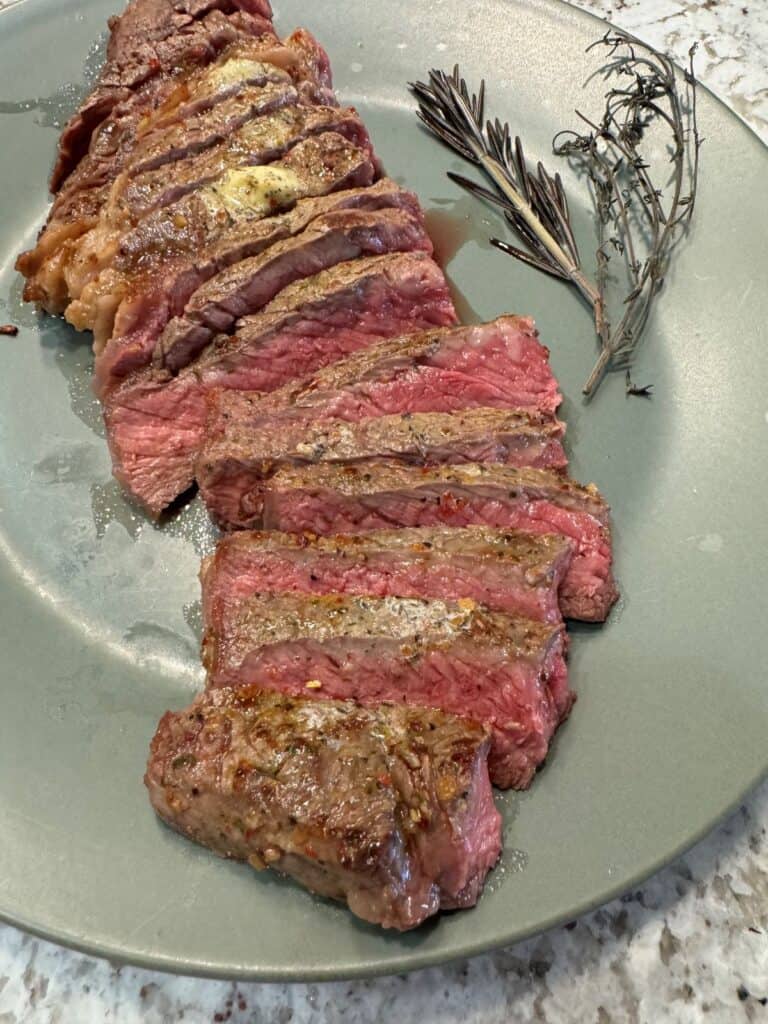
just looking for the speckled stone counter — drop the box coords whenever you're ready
[0,1,766,1020]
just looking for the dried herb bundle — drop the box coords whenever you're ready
[411,32,701,397]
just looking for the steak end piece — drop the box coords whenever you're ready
[203,593,574,789]
[145,686,501,930]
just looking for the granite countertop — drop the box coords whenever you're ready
[0,0,766,1021]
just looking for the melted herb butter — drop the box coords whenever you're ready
[203,166,302,218]
[205,59,274,91]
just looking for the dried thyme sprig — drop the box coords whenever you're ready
[411,33,700,398]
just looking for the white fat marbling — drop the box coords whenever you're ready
[0,0,766,1020]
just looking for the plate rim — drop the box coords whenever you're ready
[0,0,766,982]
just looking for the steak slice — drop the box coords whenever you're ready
[146,686,501,930]
[246,462,618,622]
[208,314,561,429]
[94,137,382,388]
[200,527,574,625]
[105,252,454,512]
[51,0,276,191]
[146,202,431,378]
[197,407,568,520]
[104,251,455,514]
[196,314,564,519]
[68,178,411,375]
[202,593,573,789]
[64,105,372,335]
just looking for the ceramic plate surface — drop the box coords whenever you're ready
[0,0,766,981]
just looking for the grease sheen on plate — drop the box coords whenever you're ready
[0,0,767,980]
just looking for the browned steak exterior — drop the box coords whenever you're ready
[200,527,574,626]
[145,686,501,929]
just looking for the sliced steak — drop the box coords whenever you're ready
[200,527,574,625]
[119,102,370,222]
[146,686,501,930]
[64,105,373,330]
[106,43,307,180]
[19,28,336,311]
[196,314,564,519]
[59,84,310,324]
[51,0,276,191]
[104,251,455,514]
[202,593,572,789]
[94,136,382,386]
[144,201,431,377]
[197,407,567,519]
[215,407,566,468]
[236,462,618,622]
[66,178,411,372]
[120,80,305,184]
[209,314,562,428]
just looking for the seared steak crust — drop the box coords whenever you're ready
[197,407,568,521]
[145,686,501,929]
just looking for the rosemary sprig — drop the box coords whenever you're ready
[411,32,700,398]
[411,68,600,306]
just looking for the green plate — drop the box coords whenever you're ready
[1,0,766,982]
